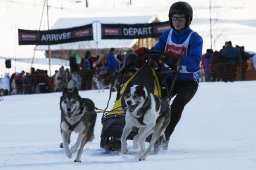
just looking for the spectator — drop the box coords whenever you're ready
[202,49,213,81]
[69,51,81,90]
[221,41,241,81]
[239,46,249,80]
[55,66,67,92]
[10,73,17,95]
[30,67,37,93]
[106,48,119,72]
[217,46,227,81]
[210,50,221,81]
[52,70,58,91]
[2,73,10,95]
[80,51,94,90]
[15,71,25,94]
[22,72,33,94]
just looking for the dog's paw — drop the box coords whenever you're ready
[121,147,128,154]
[74,159,81,163]
[65,149,72,158]
[71,145,78,153]
[136,153,146,161]
[138,156,146,161]
[133,154,145,161]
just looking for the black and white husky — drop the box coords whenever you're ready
[121,82,171,161]
[60,87,97,162]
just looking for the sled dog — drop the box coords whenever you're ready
[121,82,171,161]
[60,87,97,162]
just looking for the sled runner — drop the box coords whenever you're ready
[100,50,179,151]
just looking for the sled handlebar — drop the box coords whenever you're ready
[145,49,164,55]
[135,47,164,57]
[145,50,183,63]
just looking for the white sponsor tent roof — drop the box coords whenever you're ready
[36,16,157,51]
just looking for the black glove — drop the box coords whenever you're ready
[162,56,179,71]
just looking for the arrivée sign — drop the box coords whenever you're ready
[18,24,93,45]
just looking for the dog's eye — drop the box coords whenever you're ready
[125,93,131,98]
[133,94,139,99]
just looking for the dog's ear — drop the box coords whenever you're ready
[73,87,79,96]
[72,87,82,102]
[138,82,144,90]
[62,88,68,96]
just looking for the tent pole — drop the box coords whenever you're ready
[46,0,52,76]
[30,46,37,72]
[95,21,99,55]
[31,0,47,73]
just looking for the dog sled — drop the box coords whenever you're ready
[100,50,179,151]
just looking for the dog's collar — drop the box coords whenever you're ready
[73,106,85,116]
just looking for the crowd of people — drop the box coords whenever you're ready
[0,48,120,96]
[201,41,252,82]
[68,48,120,91]
[0,43,254,96]
[1,68,56,96]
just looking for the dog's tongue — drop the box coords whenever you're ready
[66,108,76,118]
[128,105,137,112]
[67,111,73,118]
[128,107,133,112]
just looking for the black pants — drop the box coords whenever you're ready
[162,79,198,140]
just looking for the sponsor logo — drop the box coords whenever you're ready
[21,34,38,41]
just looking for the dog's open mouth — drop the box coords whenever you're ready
[127,104,138,112]
[66,110,75,118]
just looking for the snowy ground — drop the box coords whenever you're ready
[0,81,256,170]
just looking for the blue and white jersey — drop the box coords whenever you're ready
[152,27,203,81]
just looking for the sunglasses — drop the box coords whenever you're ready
[171,16,186,22]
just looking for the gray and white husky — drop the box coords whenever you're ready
[60,87,97,162]
[121,82,171,161]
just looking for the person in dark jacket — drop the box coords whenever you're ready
[80,51,94,90]
[221,41,241,82]
[69,51,79,73]
[210,50,222,81]
[239,46,249,80]
[135,1,203,151]
[69,51,81,89]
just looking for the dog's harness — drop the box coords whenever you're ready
[136,96,151,125]
[137,95,170,126]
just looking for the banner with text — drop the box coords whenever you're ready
[18,24,93,45]
[101,21,170,39]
